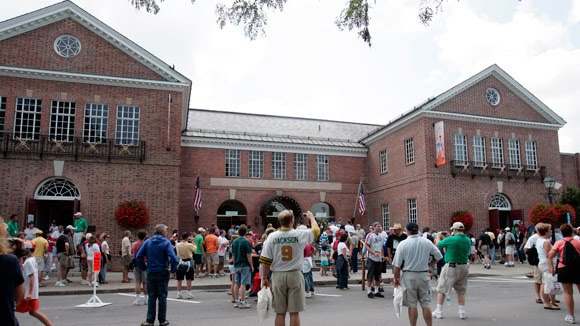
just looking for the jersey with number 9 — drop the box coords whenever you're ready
[260,228,315,272]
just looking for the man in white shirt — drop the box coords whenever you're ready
[365,222,385,299]
[524,227,542,303]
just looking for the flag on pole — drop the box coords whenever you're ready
[358,185,366,215]
[193,175,202,213]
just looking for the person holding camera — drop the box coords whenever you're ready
[175,232,197,299]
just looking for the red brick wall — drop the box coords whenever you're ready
[561,153,580,189]
[0,19,166,81]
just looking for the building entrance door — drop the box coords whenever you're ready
[36,200,75,231]
[32,177,81,232]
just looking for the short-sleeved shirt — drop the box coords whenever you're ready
[478,233,492,247]
[31,237,49,258]
[366,232,384,262]
[0,254,24,325]
[176,241,196,260]
[259,228,316,272]
[505,232,516,245]
[524,233,540,249]
[74,218,88,233]
[7,220,19,237]
[386,234,408,256]
[121,236,131,256]
[22,257,39,299]
[56,235,69,254]
[24,227,39,240]
[218,236,228,256]
[232,237,253,268]
[437,234,471,264]
[204,234,219,254]
[194,234,204,255]
[349,235,359,248]
[86,243,100,261]
[552,237,580,268]
[392,235,442,271]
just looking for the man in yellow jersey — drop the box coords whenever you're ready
[259,210,320,326]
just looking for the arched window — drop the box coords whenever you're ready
[34,178,80,200]
[216,200,247,231]
[489,193,511,211]
[310,202,335,218]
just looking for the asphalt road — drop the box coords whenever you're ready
[18,274,579,326]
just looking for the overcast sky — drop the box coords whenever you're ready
[2,0,579,153]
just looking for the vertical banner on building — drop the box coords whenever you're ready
[434,121,446,167]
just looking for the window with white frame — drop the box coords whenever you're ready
[14,97,42,140]
[294,153,308,180]
[115,105,140,145]
[525,141,538,170]
[225,149,241,177]
[405,138,414,164]
[508,139,521,169]
[408,198,417,223]
[316,154,329,181]
[0,97,5,138]
[272,152,286,179]
[248,151,264,178]
[83,103,108,143]
[453,134,468,165]
[490,137,504,168]
[50,101,76,142]
[381,204,390,229]
[379,150,388,174]
[472,136,486,167]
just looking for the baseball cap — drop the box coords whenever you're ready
[393,223,402,230]
[74,212,82,216]
[66,225,74,230]
[504,227,510,231]
[406,222,419,232]
[24,242,34,249]
[34,230,43,235]
[451,222,465,230]
[197,227,205,233]
[85,233,92,239]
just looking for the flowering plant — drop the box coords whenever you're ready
[529,203,576,226]
[114,200,150,228]
[451,211,474,231]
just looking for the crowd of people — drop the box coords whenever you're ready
[1,210,579,326]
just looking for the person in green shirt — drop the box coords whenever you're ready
[194,228,205,278]
[73,212,88,248]
[7,214,19,237]
[433,222,472,320]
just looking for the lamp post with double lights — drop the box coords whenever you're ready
[543,176,562,204]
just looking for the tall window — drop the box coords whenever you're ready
[83,103,108,143]
[50,101,76,142]
[508,139,521,169]
[379,150,388,174]
[472,136,486,167]
[115,105,140,145]
[0,97,5,138]
[405,138,414,164]
[225,149,241,177]
[294,153,308,180]
[316,154,329,181]
[525,141,538,170]
[248,151,264,178]
[14,97,42,140]
[490,137,504,168]
[408,198,417,223]
[381,204,390,229]
[272,152,286,179]
[453,134,468,165]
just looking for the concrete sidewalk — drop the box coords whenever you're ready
[39,261,534,296]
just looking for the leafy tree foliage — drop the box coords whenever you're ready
[561,186,580,224]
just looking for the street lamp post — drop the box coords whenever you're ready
[543,176,561,204]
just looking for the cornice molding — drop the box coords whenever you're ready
[424,111,561,130]
[210,178,342,191]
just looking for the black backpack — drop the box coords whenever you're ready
[562,239,580,268]
[526,245,539,266]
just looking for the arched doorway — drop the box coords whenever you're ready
[259,196,301,229]
[216,200,247,231]
[488,193,513,231]
[310,202,336,223]
[33,178,81,231]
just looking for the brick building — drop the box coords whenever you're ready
[1,2,579,242]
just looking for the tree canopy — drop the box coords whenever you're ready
[130,0,449,47]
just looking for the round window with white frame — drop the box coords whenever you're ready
[54,35,81,58]
[485,88,500,106]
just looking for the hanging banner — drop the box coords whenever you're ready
[434,121,446,167]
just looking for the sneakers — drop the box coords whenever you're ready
[233,300,240,308]
[80,279,90,286]
[433,311,444,319]
[374,292,385,298]
[310,291,316,296]
[458,311,467,319]
[55,281,66,287]
[177,291,183,299]
[238,301,252,309]
[159,321,170,326]
[133,297,142,306]
[186,291,194,299]
[305,292,312,298]
[367,292,375,299]
[43,275,50,281]
[565,315,576,324]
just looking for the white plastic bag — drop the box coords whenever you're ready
[543,273,563,295]
[393,286,406,318]
[257,286,273,321]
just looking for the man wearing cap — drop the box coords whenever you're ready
[73,212,88,248]
[194,228,205,278]
[24,222,40,240]
[433,222,472,319]
[364,221,385,298]
[393,222,442,326]
[31,230,49,286]
[385,223,407,265]
[504,227,516,267]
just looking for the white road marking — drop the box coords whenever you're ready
[470,277,531,283]
[312,293,342,297]
[117,293,201,304]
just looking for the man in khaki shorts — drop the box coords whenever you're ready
[259,210,320,326]
[433,222,472,320]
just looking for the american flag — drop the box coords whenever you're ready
[194,175,202,213]
[358,185,366,215]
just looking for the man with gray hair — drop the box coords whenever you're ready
[136,224,178,326]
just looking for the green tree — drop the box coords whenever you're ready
[561,186,580,224]
[129,0,460,47]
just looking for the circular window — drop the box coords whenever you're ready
[54,35,81,58]
[485,88,500,106]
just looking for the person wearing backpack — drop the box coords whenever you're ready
[548,223,580,324]
[524,226,542,304]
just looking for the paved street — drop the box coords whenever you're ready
[20,271,580,326]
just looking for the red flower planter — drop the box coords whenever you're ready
[115,200,150,228]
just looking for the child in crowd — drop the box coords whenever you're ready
[303,243,315,298]
[16,243,53,326]
[320,245,330,276]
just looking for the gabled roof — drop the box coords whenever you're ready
[361,64,566,144]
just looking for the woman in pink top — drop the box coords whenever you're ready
[548,224,580,324]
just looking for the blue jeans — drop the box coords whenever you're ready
[490,246,496,264]
[303,271,314,292]
[350,248,359,273]
[146,271,170,323]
